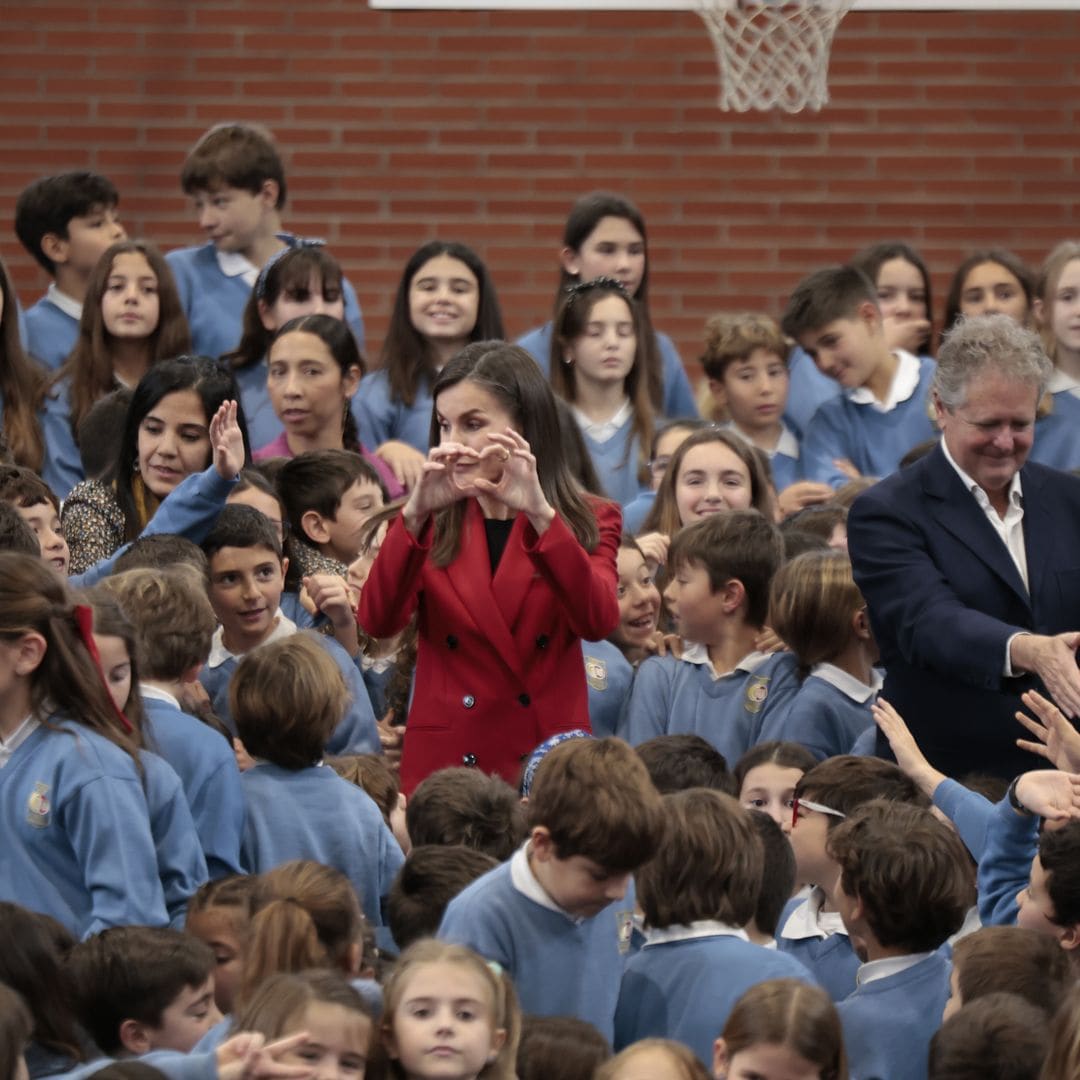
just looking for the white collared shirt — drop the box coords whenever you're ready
[139,684,181,710]
[855,951,935,988]
[680,643,772,683]
[643,920,749,947]
[46,283,82,320]
[810,662,882,703]
[207,609,296,669]
[0,715,41,769]
[1047,369,1080,398]
[726,421,801,462]
[779,885,848,941]
[848,350,921,413]
[215,249,259,288]
[509,842,582,923]
[572,399,633,444]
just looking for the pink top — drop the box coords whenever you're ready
[253,432,405,500]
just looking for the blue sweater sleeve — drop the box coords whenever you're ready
[977,795,1036,927]
[620,656,674,745]
[321,635,383,755]
[800,400,852,489]
[933,778,994,863]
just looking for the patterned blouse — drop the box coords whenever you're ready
[61,480,129,575]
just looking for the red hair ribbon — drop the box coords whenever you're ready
[72,604,134,734]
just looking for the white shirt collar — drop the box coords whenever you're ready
[1047,369,1080,396]
[0,715,41,768]
[215,248,259,286]
[139,684,181,710]
[207,609,296,669]
[847,350,921,412]
[810,663,881,704]
[941,435,1023,514]
[509,842,583,923]
[643,920,749,947]
[779,886,849,941]
[46,283,82,320]
[727,421,800,462]
[680,642,771,681]
[856,951,935,988]
[572,399,633,444]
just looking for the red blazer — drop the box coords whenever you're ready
[358,497,621,794]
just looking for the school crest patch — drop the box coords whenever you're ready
[744,674,770,714]
[615,908,634,955]
[27,782,51,828]
[584,655,608,691]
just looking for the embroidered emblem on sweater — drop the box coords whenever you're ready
[585,656,608,691]
[27,782,51,828]
[744,674,770,714]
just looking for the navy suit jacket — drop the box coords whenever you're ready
[848,444,1080,779]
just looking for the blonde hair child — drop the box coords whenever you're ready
[373,939,520,1080]
[759,550,879,760]
[596,1039,710,1080]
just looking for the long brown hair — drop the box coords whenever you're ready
[429,343,603,567]
[47,239,190,438]
[0,256,46,470]
[0,553,141,762]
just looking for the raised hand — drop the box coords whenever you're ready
[1010,632,1080,718]
[377,439,426,491]
[872,697,944,798]
[401,442,479,535]
[1014,768,1080,821]
[1016,689,1080,773]
[217,1030,316,1079]
[635,531,669,572]
[883,314,932,355]
[210,400,245,481]
[775,480,835,520]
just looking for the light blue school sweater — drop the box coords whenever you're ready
[0,720,168,938]
[39,375,83,499]
[932,778,993,864]
[352,367,434,455]
[23,294,79,370]
[976,795,1034,928]
[801,354,937,489]
[43,1050,220,1080]
[239,761,403,926]
[837,952,952,1080]
[232,357,283,450]
[621,489,655,534]
[1030,390,1080,471]
[784,347,842,439]
[583,639,635,738]
[580,415,650,508]
[776,891,860,1002]
[199,625,381,755]
[614,928,817,1065]
[438,851,635,1042]
[165,242,366,359]
[757,667,876,762]
[518,321,698,420]
[621,649,800,766]
[142,695,245,879]
[140,749,208,929]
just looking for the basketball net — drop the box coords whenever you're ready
[697,0,855,113]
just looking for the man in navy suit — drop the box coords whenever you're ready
[848,314,1080,779]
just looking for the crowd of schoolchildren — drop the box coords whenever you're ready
[3,120,1080,1080]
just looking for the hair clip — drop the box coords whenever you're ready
[254,233,328,300]
[563,276,629,303]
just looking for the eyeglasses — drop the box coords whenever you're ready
[649,456,671,479]
[791,796,847,830]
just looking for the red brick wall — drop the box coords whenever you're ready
[4,3,1078,378]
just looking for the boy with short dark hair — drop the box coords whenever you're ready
[614,789,814,1064]
[746,808,797,946]
[166,122,365,358]
[781,264,936,489]
[622,510,798,765]
[388,844,499,950]
[830,800,974,1080]
[14,171,126,368]
[634,733,735,795]
[0,464,68,575]
[777,755,926,1001]
[112,533,208,575]
[198,504,380,754]
[276,448,386,573]
[0,501,40,556]
[68,926,220,1056]
[438,737,664,1041]
[406,767,527,861]
[98,567,244,879]
[930,994,1048,1080]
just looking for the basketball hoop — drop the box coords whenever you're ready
[697,0,855,114]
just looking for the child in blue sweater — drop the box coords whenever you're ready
[778,755,925,1001]
[438,736,664,1042]
[549,277,656,508]
[614,789,815,1064]
[781,264,936,489]
[98,566,245,880]
[622,510,798,762]
[761,550,881,760]
[166,123,365,361]
[199,504,380,754]
[14,172,126,369]
[232,632,403,926]
[830,800,975,1080]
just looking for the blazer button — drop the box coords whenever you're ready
[462,694,475,709]
[446,635,458,649]
[518,693,531,706]
[535,634,549,649]
[462,753,478,766]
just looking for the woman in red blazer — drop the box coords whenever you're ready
[358,341,621,794]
